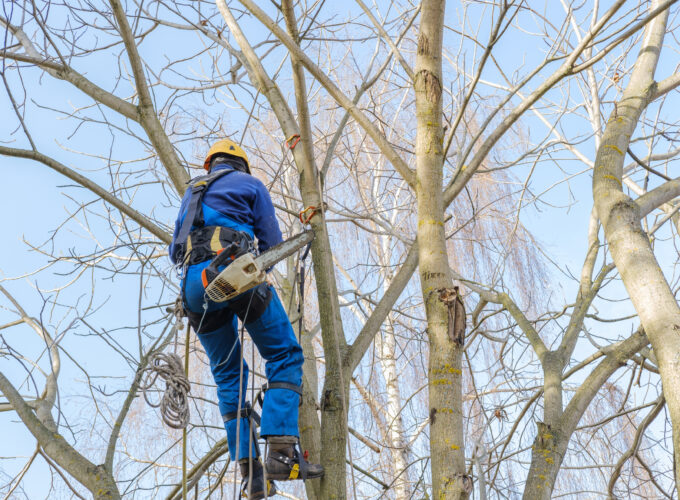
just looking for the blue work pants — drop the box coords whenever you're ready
[182,262,303,461]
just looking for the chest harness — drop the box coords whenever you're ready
[174,169,253,271]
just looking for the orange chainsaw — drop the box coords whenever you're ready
[202,230,314,302]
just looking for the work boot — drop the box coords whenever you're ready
[239,458,277,499]
[265,436,324,481]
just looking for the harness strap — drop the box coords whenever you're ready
[175,168,237,260]
[256,382,303,410]
[222,402,262,459]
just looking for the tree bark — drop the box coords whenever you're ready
[414,1,468,498]
[592,0,680,488]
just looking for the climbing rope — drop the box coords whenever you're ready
[141,351,191,430]
[297,242,312,342]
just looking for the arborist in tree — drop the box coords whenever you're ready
[169,139,323,499]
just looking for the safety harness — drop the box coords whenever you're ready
[173,168,253,269]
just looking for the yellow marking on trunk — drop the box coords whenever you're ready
[604,144,623,155]
[431,378,452,385]
[418,219,444,227]
[433,364,462,375]
[603,174,622,186]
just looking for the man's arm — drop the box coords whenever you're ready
[252,180,283,253]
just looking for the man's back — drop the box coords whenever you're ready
[170,162,282,264]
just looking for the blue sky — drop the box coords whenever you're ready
[1,0,679,497]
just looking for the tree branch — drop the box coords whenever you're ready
[653,72,680,100]
[0,19,138,121]
[636,177,680,218]
[108,0,189,194]
[627,147,671,181]
[607,394,666,498]
[561,329,649,440]
[0,146,171,244]
[354,0,415,81]
[0,371,120,499]
[347,241,418,371]
[236,0,416,188]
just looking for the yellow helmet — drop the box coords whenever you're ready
[203,139,250,172]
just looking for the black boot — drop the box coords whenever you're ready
[264,436,324,481]
[239,458,277,499]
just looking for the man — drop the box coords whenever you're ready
[169,139,323,499]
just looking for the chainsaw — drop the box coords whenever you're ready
[202,231,314,303]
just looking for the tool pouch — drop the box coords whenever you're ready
[227,283,273,323]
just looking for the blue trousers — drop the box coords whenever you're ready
[183,262,303,461]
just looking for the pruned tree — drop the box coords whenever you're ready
[2,1,680,499]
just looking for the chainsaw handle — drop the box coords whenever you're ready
[212,248,233,269]
[202,250,231,288]
[201,238,251,290]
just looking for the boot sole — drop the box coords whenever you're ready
[243,485,277,499]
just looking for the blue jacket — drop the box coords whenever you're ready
[169,161,283,264]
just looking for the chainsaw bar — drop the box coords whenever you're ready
[204,231,314,302]
[255,230,314,270]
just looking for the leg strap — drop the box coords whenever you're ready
[222,402,261,426]
[261,382,302,396]
[222,402,262,459]
[256,382,303,409]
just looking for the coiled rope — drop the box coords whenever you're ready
[141,351,191,430]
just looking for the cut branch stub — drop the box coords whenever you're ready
[438,287,466,346]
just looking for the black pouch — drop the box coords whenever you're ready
[227,283,273,323]
[185,304,232,334]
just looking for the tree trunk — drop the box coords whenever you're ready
[414,1,468,498]
[279,260,322,500]
[522,357,563,500]
[376,319,412,499]
[280,3,350,497]
[592,1,680,488]
[522,330,649,498]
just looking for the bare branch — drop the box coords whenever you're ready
[235,0,416,188]
[0,146,171,243]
